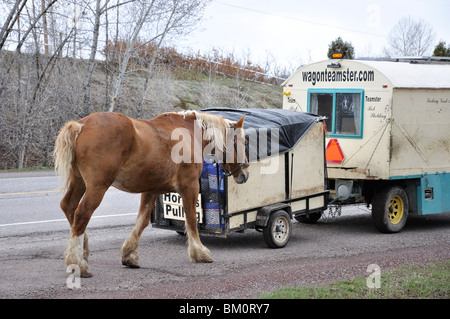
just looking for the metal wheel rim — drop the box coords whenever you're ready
[387,195,404,225]
[272,216,289,244]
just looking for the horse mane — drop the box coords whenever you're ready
[179,111,232,151]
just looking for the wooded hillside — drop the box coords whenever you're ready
[0,0,284,170]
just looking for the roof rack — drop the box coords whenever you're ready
[356,56,450,64]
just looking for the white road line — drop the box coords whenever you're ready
[0,186,120,197]
[0,190,59,196]
[0,212,138,228]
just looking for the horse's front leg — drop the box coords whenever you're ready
[181,186,212,263]
[121,192,157,268]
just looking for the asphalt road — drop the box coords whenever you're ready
[0,170,449,299]
[0,170,141,237]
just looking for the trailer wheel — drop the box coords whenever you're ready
[263,210,292,248]
[372,186,408,233]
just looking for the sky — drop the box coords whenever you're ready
[176,0,450,70]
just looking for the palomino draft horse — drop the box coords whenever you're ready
[54,111,249,277]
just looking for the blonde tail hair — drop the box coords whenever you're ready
[53,121,84,191]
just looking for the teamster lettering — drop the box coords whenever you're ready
[366,96,381,102]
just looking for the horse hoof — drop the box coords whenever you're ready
[122,259,140,269]
[191,255,213,263]
[81,271,93,278]
[189,250,213,263]
[121,249,140,268]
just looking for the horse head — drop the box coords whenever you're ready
[221,115,249,184]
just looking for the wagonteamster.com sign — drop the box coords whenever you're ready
[302,68,375,86]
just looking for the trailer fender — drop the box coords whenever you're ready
[256,203,292,228]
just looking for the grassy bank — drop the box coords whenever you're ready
[259,260,449,299]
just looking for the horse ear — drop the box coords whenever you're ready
[236,115,245,128]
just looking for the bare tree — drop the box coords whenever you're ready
[0,0,214,169]
[0,0,58,95]
[387,16,435,56]
[82,0,136,116]
[108,0,156,112]
[41,0,49,54]
[108,0,208,113]
[17,1,85,168]
[83,0,108,116]
[0,0,90,168]
[0,0,27,52]
[134,0,208,117]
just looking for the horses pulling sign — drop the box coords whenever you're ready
[54,111,248,278]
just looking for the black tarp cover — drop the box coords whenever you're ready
[202,108,321,160]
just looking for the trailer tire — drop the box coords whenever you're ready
[263,210,292,248]
[372,186,408,233]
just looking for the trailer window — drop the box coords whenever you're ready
[308,89,363,138]
[310,93,333,130]
[336,93,361,135]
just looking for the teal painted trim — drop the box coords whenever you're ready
[389,174,423,180]
[332,92,336,134]
[307,88,364,139]
[417,172,450,215]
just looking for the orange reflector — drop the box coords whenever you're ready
[326,139,344,164]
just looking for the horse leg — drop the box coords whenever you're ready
[65,185,108,278]
[181,186,212,263]
[60,175,86,225]
[60,176,90,261]
[121,192,157,268]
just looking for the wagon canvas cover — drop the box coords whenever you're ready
[202,108,321,160]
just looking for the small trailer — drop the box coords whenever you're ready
[282,57,450,233]
[151,108,328,248]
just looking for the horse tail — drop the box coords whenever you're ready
[53,121,84,191]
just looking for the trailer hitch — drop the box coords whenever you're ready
[323,199,342,222]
